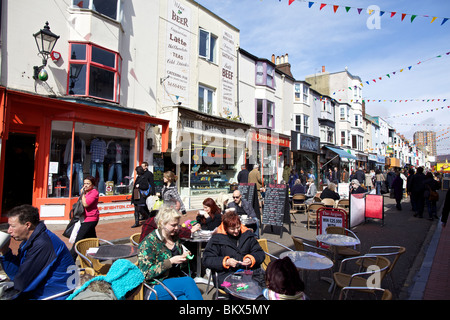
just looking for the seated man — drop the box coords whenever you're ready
[226,190,260,237]
[0,205,76,300]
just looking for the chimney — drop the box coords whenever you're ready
[274,53,293,78]
[322,66,326,73]
[271,54,275,63]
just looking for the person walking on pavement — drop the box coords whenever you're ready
[441,188,450,227]
[392,170,404,210]
[355,167,365,185]
[410,167,426,218]
[375,169,385,195]
[141,161,155,196]
[131,166,151,228]
[424,171,440,220]
[248,164,264,206]
[237,164,249,184]
[406,168,416,212]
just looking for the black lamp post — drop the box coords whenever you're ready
[33,22,60,80]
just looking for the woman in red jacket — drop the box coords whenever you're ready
[70,175,100,261]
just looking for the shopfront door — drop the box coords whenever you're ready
[2,132,36,214]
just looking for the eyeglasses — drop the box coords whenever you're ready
[232,196,241,199]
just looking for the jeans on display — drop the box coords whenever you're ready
[67,162,84,194]
[90,161,105,194]
[147,277,203,300]
[108,163,122,184]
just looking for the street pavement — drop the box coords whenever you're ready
[1,190,448,300]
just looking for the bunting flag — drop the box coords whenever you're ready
[361,51,450,86]
[287,0,450,26]
[384,105,450,119]
[363,98,447,103]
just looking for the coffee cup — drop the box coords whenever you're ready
[0,231,11,249]
[241,215,248,220]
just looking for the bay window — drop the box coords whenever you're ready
[256,99,275,129]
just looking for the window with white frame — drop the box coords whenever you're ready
[303,115,309,134]
[72,0,121,20]
[68,42,121,102]
[295,115,301,132]
[340,107,345,120]
[341,131,346,145]
[199,29,217,63]
[255,61,275,88]
[256,99,274,129]
[294,83,301,101]
[303,86,308,103]
[198,85,214,115]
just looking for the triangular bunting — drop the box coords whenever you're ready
[401,13,406,21]
[380,11,385,16]
[289,0,295,5]
[442,18,449,25]
[333,5,339,13]
[411,15,417,22]
[308,1,314,8]
[431,17,437,23]
[357,8,362,14]
[320,3,327,10]
[345,6,351,12]
[390,12,396,18]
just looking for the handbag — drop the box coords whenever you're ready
[429,186,439,202]
[62,196,85,238]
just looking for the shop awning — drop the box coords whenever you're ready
[325,146,357,160]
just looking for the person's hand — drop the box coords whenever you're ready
[170,254,187,265]
[225,258,241,268]
[190,223,201,233]
[240,257,252,267]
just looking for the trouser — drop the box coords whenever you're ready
[90,161,105,194]
[67,162,84,194]
[425,199,437,218]
[134,204,150,223]
[70,220,98,261]
[147,277,203,300]
[108,163,122,184]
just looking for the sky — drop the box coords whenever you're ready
[195,0,450,156]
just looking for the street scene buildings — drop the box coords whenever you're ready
[0,0,435,223]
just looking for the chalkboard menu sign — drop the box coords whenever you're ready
[261,184,291,238]
[238,183,261,220]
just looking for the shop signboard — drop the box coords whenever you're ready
[317,207,348,236]
[261,184,291,238]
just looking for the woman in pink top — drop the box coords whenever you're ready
[70,175,100,261]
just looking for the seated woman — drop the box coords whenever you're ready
[290,179,306,199]
[320,182,340,201]
[137,206,203,300]
[304,178,318,205]
[202,211,265,287]
[196,197,222,231]
[350,179,367,194]
[263,257,307,300]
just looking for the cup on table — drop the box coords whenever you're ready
[0,231,11,249]
[241,215,248,220]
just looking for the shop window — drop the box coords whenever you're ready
[48,121,135,198]
[255,99,275,129]
[255,61,275,89]
[199,29,217,63]
[72,0,121,20]
[68,42,121,103]
[198,85,214,115]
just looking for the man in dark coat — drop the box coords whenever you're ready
[237,165,249,184]
[355,167,365,185]
[141,162,155,196]
[409,167,426,218]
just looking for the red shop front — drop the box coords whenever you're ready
[0,87,169,223]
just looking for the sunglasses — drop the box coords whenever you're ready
[233,196,241,199]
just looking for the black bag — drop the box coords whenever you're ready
[381,181,389,194]
[62,197,85,238]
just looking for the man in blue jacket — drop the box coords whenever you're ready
[0,205,75,300]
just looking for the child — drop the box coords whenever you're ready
[263,257,307,300]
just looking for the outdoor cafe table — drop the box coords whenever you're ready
[280,250,334,287]
[182,230,212,285]
[223,271,263,300]
[316,233,360,248]
[87,244,138,262]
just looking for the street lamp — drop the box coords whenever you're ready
[33,22,60,81]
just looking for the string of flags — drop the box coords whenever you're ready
[360,51,450,86]
[384,105,450,119]
[364,99,447,103]
[287,0,450,26]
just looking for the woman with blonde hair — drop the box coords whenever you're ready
[138,206,203,300]
[160,171,186,215]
